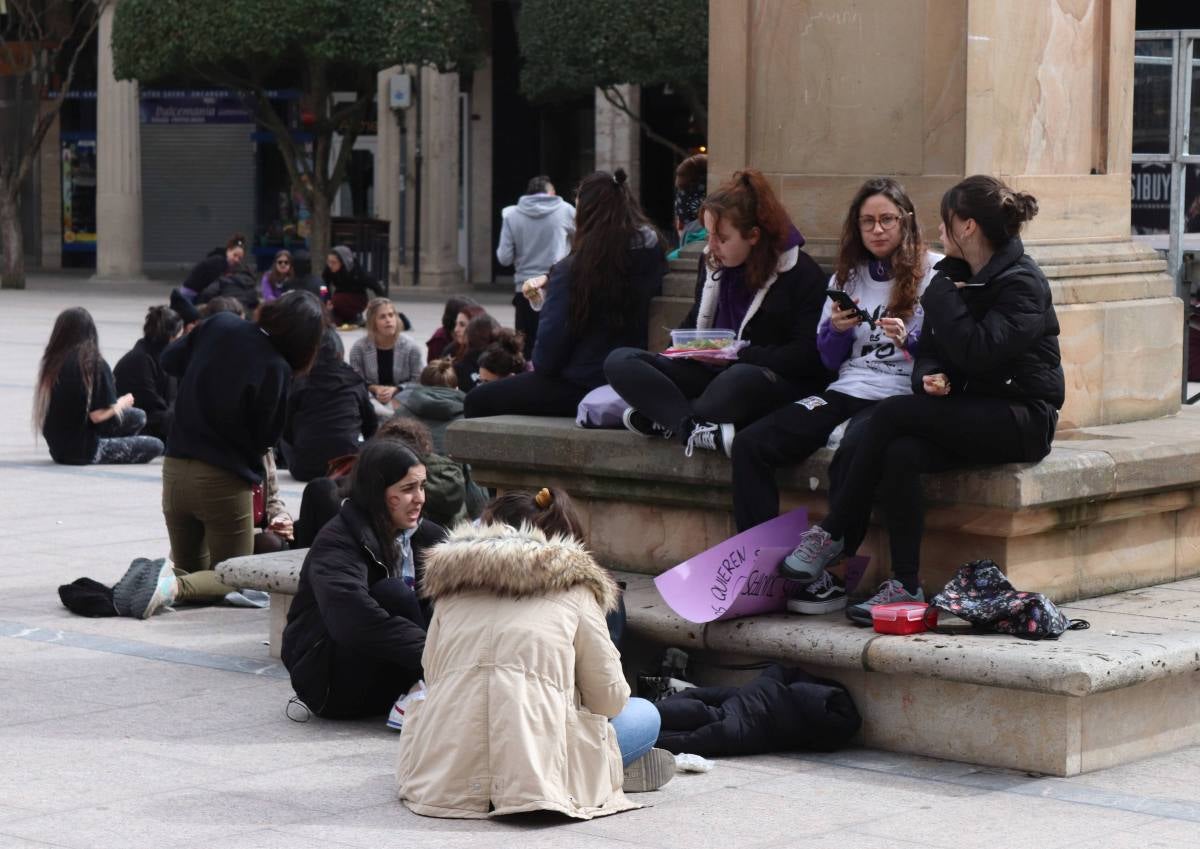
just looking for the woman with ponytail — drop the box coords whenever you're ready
[464,168,667,418]
[784,175,1064,624]
[604,168,829,458]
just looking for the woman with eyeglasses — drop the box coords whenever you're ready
[261,249,295,303]
[729,177,941,613]
[784,175,1063,625]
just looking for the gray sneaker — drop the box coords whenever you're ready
[113,558,177,619]
[781,526,844,582]
[623,747,676,793]
[846,579,925,626]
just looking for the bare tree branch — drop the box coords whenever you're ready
[600,84,688,159]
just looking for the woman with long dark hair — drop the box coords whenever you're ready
[426,295,477,361]
[604,169,829,457]
[153,291,323,611]
[114,305,184,441]
[283,440,445,719]
[454,311,500,393]
[730,177,941,613]
[465,168,667,417]
[784,175,1063,624]
[35,307,164,466]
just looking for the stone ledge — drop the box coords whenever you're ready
[216,549,305,595]
[445,409,1200,512]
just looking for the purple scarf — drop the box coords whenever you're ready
[713,226,804,331]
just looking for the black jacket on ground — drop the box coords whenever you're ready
[533,227,666,389]
[282,501,446,716]
[42,354,117,465]
[913,237,1064,459]
[282,338,377,482]
[161,311,291,484]
[655,665,861,757]
[680,248,829,385]
[114,338,176,441]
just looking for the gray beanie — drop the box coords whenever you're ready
[332,245,355,271]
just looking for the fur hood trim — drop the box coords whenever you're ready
[421,523,620,612]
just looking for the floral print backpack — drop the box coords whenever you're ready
[928,560,1090,640]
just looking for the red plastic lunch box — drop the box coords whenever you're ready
[871,601,936,635]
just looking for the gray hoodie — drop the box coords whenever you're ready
[496,193,576,288]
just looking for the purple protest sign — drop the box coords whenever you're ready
[654,509,868,623]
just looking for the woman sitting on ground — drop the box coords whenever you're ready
[324,245,383,326]
[476,329,526,384]
[179,233,245,301]
[604,168,828,458]
[393,359,465,454]
[282,328,377,482]
[349,297,422,420]
[283,440,446,718]
[375,417,487,529]
[114,305,184,442]
[396,497,674,820]
[260,249,295,303]
[35,307,164,466]
[453,309,499,393]
[731,177,940,614]
[427,295,477,361]
[465,169,667,419]
[784,175,1064,625]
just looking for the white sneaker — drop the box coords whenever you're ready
[387,680,427,731]
[623,747,676,792]
[684,421,734,458]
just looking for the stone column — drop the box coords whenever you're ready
[414,69,464,290]
[708,0,1174,429]
[594,85,641,197]
[38,104,62,271]
[375,66,403,290]
[95,0,143,278]
[468,4,494,286]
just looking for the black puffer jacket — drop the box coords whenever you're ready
[282,501,446,716]
[195,265,260,312]
[113,337,176,441]
[913,237,1064,459]
[680,244,829,386]
[655,665,861,757]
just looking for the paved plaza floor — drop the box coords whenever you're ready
[0,274,1197,848]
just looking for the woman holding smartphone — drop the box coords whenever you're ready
[730,177,940,612]
[784,175,1063,624]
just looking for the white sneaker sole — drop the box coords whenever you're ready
[138,562,178,619]
[623,747,676,793]
[786,596,848,615]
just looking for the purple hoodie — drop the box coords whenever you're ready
[713,226,805,332]
[817,258,920,370]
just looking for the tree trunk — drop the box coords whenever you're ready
[0,190,26,290]
[307,187,332,272]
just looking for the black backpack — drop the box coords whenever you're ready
[929,560,1089,640]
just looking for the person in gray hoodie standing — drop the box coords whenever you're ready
[496,175,576,359]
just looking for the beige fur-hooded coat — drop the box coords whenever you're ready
[395,524,638,820]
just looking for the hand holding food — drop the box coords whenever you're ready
[521,275,548,309]
[879,316,907,345]
[923,373,950,396]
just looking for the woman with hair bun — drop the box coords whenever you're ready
[785,174,1064,625]
[115,305,185,441]
[477,328,526,383]
[605,168,828,458]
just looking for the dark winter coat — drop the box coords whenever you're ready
[113,337,176,441]
[161,311,291,484]
[322,263,383,298]
[181,249,227,295]
[913,237,1064,460]
[533,227,667,389]
[282,335,377,482]
[655,665,861,757]
[195,265,261,312]
[680,242,829,386]
[282,501,447,717]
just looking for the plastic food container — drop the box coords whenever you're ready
[871,601,935,635]
[669,329,737,350]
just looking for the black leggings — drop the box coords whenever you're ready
[94,408,164,465]
[821,393,1031,588]
[463,370,587,418]
[603,348,812,442]
[731,391,876,532]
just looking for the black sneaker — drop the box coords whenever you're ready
[684,420,734,458]
[623,407,673,439]
[786,571,847,614]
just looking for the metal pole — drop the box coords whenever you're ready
[413,67,423,287]
[397,107,407,268]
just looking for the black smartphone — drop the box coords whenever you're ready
[825,290,875,328]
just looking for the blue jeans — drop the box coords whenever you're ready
[610,697,661,767]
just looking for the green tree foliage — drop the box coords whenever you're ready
[112,0,478,264]
[516,0,707,155]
